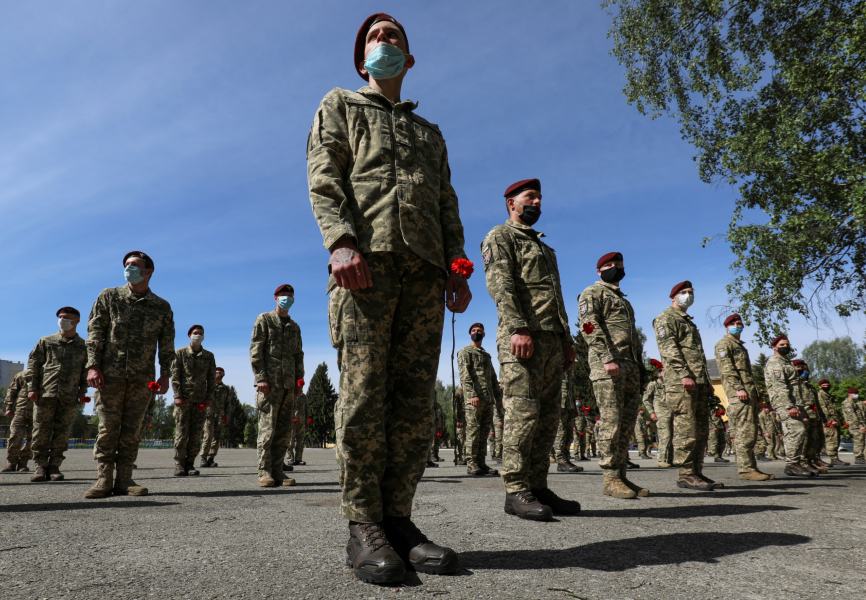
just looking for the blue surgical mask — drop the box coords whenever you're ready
[277,295,294,311]
[364,43,406,80]
[727,325,743,336]
[124,265,143,284]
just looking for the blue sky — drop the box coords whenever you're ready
[2,1,863,409]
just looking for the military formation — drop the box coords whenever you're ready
[3,10,865,591]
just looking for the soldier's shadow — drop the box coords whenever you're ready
[459,531,810,572]
[579,503,796,519]
[0,500,179,513]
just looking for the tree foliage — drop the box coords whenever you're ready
[606,0,866,340]
[305,362,338,447]
[800,336,865,379]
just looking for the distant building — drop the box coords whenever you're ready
[1,359,25,389]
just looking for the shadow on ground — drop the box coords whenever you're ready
[579,503,796,519]
[0,500,179,512]
[460,531,810,572]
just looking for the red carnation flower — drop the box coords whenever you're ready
[306,416,314,426]
[196,402,206,413]
[221,416,228,425]
[577,431,585,437]
[582,322,595,334]
[843,422,849,429]
[450,257,474,279]
[649,358,663,369]
[435,431,443,439]
[581,406,591,415]
[147,381,160,393]
[296,378,304,390]
[291,416,301,424]
[809,404,817,412]
[79,396,91,404]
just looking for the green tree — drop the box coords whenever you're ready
[801,336,865,380]
[305,362,337,447]
[225,386,247,448]
[434,379,456,446]
[751,352,770,403]
[606,0,866,340]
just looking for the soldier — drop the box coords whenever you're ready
[552,364,583,472]
[707,398,729,463]
[491,383,505,464]
[579,251,647,498]
[713,314,771,480]
[841,387,865,464]
[791,359,829,473]
[573,334,594,461]
[653,281,718,491]
[817,379,846,465]
[26,307,89,482]
[200,367,235,468]
[764,335,815,476]
[634,407,651,459]
[483,177,579,521]
[431,397,445,462]
[287,390,308,467]
[306,13,468,583]
[772,410,786,458]
[457,322,500,477]
[171,325,215,477]
[452,387,467,465]
[3,370,33,472]
[250,284,304,488]
[642,359,670,467]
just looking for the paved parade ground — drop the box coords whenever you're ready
[2,448,865,600]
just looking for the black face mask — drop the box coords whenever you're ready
[470,332,485,343]
[518,205,541,226]
[600,267,626,284]
[778,346,791,356]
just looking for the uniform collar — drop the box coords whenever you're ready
[120,284,155,302]
[597,280,625,295]
[505,219,544,238]
[670,305,692,320]
[725,333,744,346]
[357,86,418,112]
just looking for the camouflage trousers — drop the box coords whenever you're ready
[634,420,650,455]
[754,430,767,456]
[94,379,152,469]
[852,428,865,459]
[286,400,306,463]
[591,360,641,472]
[823,424,839,459]
[5,408,33,465]
[464,398,494,469]
[500,331,564,494]
[31,397,79,467]
[200,417,221,460]
[492,404,504,460]
[329,252,444,522]
[777,410,807,465]
[174,403,206,467]
[707,427,725,458]
[803,418,824,460]
[552,407,576,462]
[654,400,674,465]
[256,387,295,477]
[662,383,710,477]
[726,401,758,472]
[454,425,466,463]
[572,416,587,458]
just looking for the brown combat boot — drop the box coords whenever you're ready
[258,472,276,487]
[739,469,773,481]
[114,464,148,496]
[84,463,114,499]
[1,462,16,472]
[676,474,713,491]
[17,462,30,472]
[48,465,65,481]
[603,472,637,499]
[30,465,49,482]
[620,467,650,497]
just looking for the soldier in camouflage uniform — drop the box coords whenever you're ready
[491,383,505,463]
[653,281,718,491]
[3,370,33,472]
[817,379,846,465]
[84,251,175,498]
[579,251,647,499]
[287,391,308,466]
[306,13,468,583]
[200,367,234,468]
[841,387,865,463]
[572,335,594,461]
[483,177,580,522]
[764,335,815,476]
[791,360,829,473]
[452,386,467,465]
[250,284,304,488]
[634,407,651,459]
[713,314,771,479]
[457,322,500,476]
[171,325,216,477]
[551,364,582,472]
[642,359,670,467]
[707,399,729,462]
[26,307,88,482]
[432,398,445,462]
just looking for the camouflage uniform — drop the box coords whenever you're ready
[653,306,710,478]
[642,377,669,465]
[799,383,823,462]
[491,386,505,462]
[572,336,595,460]
[250,311,304,480]
[452,387,467,464]
[482,220,571,494]
[817,388,840,459]
[457,343,501,471]
[86,285,175,489]
[27,333,87,470]
[171,345,216,470]
[4,371,33,468]
[707,409,726,458]
[431,399,445,461]
[714,333,760,473]
[307,85,465,522]
[201,382,236,463]
[634,410,650,457]
[552,367,577,463]
[765,354,807,465]
[841,396,866,460]
[287,392,307,464]
[578,280,644,483]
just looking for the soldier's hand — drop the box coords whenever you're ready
[787,407,800,418]
[87,368,105,390]
[681,377,696,391]
[157,374,170,395]
[445,273,471,313]
[860,426,866,433]
[28,391,39,402]
[329,241,373,290]
[736,390,749,401]
[4,410,12,418]
[563,343,576,369]
[510,331,534,359]
[257,382,271,395]
[174,398,185,407]
[603,362,620,377]
[650,412,658,422]
[468,396,480,408]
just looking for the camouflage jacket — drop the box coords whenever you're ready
[713,333,757,403]
[250,311,304,390]
[765,354,803,413]
[453,387,466,424]
[653,306,709,386]
[306,86,465,272]
[573,334,595,409]
[642,378,664,413]
[842,397,866,429]
[799,383,821,420]
[171,345,216,404]
[482,221,570,348]
[758,409,778,435]
[817,389,839,422]
[457,344,501,405]
[86,285,175,382]
[27,333,87,400]
[208,382,236,420]
[578,281,643,381]
[4,371,30,414]
[709,411,726,430]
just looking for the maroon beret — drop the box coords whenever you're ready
[791,359,806,367]
[215,367,225,374]
[770,334,788,347]
[123,250,154,270]
[669,280,693,298]
[354,13,408,81]
[274,283,294,296]
[648,358,663,370]
[56,306,80,318]
[848,387,859,394]
[504,178,540,199]
[818,379,830,386]
[596,252,623,270]
[723,313,743,327]
[187,324,204,336]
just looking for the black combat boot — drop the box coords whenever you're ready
[30,465,49,482]
[346,522,406,585]
[531,487,581,515]
[556,460,583,473]
[626,459,640,469]
[383,516,460,575]
[784,463,811,477]
[47,465,65,481]
[479,464,499,476]
[504,490,554,521]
